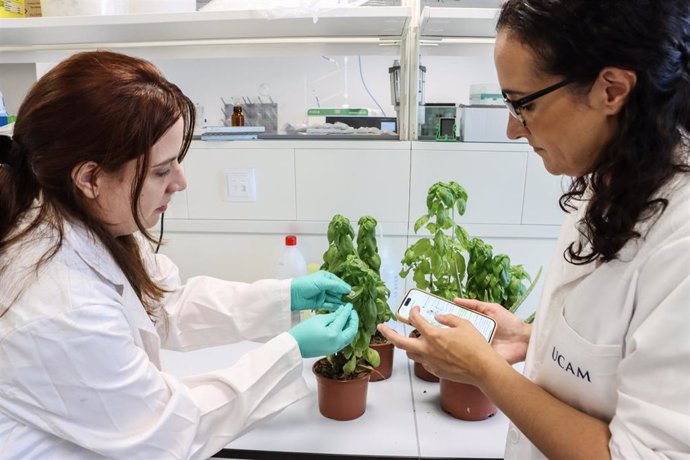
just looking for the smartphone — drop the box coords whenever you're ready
[397,288,497,342]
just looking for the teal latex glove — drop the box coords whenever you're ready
[290,270,352,311]
[288,304,359,358]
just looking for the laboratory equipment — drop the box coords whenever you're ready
[325,116,397,132]
[419,103,456,140]
[435,118,457,142]
[458,105,526,143]
[388,60,426,113]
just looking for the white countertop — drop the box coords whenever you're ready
[162,322,510,459]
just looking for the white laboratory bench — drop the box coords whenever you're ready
[162,323,510,460]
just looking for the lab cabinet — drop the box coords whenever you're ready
[184,145,297,221]
[410,142,529,226]
[521,152,569,225]
[295,146,410,222]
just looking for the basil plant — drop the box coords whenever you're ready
[400,181,540,320]
[320,215,393,378]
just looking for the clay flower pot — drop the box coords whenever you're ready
[312,358,371,421]
[409,330,439,382]
[369,339,394,382]
[439,379,496,421]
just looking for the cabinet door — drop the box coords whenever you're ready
[184,147,296,220]
[410,148,527,225]
[521,153,569,225]
[295,147,411,223]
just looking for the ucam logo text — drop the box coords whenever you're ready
[551,347,591,382]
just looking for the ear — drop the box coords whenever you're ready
[591,67,637,116]
[71,161,101,199]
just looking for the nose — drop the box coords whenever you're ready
[169,162,187,193]
[506,114,529,140]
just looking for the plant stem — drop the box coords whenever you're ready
[451,207,463,296]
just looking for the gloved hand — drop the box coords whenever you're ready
[290,270,351,311]
[288,304,359,358]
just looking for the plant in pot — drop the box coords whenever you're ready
[312,215,393,420]
[400,181,540,420]
[353,216,396,382]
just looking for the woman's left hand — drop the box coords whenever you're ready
[378,306,504,386]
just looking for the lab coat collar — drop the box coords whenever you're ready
[64,220,163,366]
[63,219,127,288]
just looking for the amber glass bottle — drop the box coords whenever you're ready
[231,106,245,126]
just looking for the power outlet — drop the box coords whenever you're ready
[223,168,256,202]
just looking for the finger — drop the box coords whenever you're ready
[377,324,422,353]
[324,293,346,305]
[453,298,498,315]
[326,280,352,295]
[328,303,353,331]
[409,306,435,336]
[342,309,359,338]
[406,351,426,363]
[320,302,340,311]
[435,313,465,328]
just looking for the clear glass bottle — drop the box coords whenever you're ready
[231,105,245,127]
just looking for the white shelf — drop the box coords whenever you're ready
[0,6,410,63]
[419,6,499,39]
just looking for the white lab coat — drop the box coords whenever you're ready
[504,173,690,459]
[0,216,310,459]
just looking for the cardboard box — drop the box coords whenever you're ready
[1,0,41,17]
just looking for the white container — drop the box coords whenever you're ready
[40,0,129,16]
[275,235,307,326]
[129,0,195,13]
[469,83,503,106]
[459,104,527,143]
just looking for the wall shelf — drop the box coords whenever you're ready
[419,6,499,39]
[0,6,410,63]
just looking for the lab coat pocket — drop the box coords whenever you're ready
[536,312,622,421]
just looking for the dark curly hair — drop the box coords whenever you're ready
[497,0,690,264]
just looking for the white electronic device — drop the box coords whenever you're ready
[397,288,497,342]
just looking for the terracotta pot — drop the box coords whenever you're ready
[413,361,440,382]
[312,359,371,421]
[439,379,496,421]
[408,330,439,382]
[369,340,394,382]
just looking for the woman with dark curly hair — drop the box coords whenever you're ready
[380,0,690,458]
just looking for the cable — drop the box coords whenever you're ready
[358,55,386,117]
[155,212,164,254]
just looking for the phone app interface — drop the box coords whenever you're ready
[408,293,495,341]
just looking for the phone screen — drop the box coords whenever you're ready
[397,289,496,342]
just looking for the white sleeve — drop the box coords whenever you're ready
[609,233,690,459]
[0,302,309,460]
[147,250,293,351]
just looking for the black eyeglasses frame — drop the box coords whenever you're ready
[502,79,573,126]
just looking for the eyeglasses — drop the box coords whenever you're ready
[502,79,572,127]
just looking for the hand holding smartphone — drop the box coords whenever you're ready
[397,289,496,342]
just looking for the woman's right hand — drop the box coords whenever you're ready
[454,298,531,365]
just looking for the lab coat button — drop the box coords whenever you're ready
[508,427,520,443]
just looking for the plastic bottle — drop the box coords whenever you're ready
[377,226,401,314]
[275,235,307,326]
[231,105,245,127]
